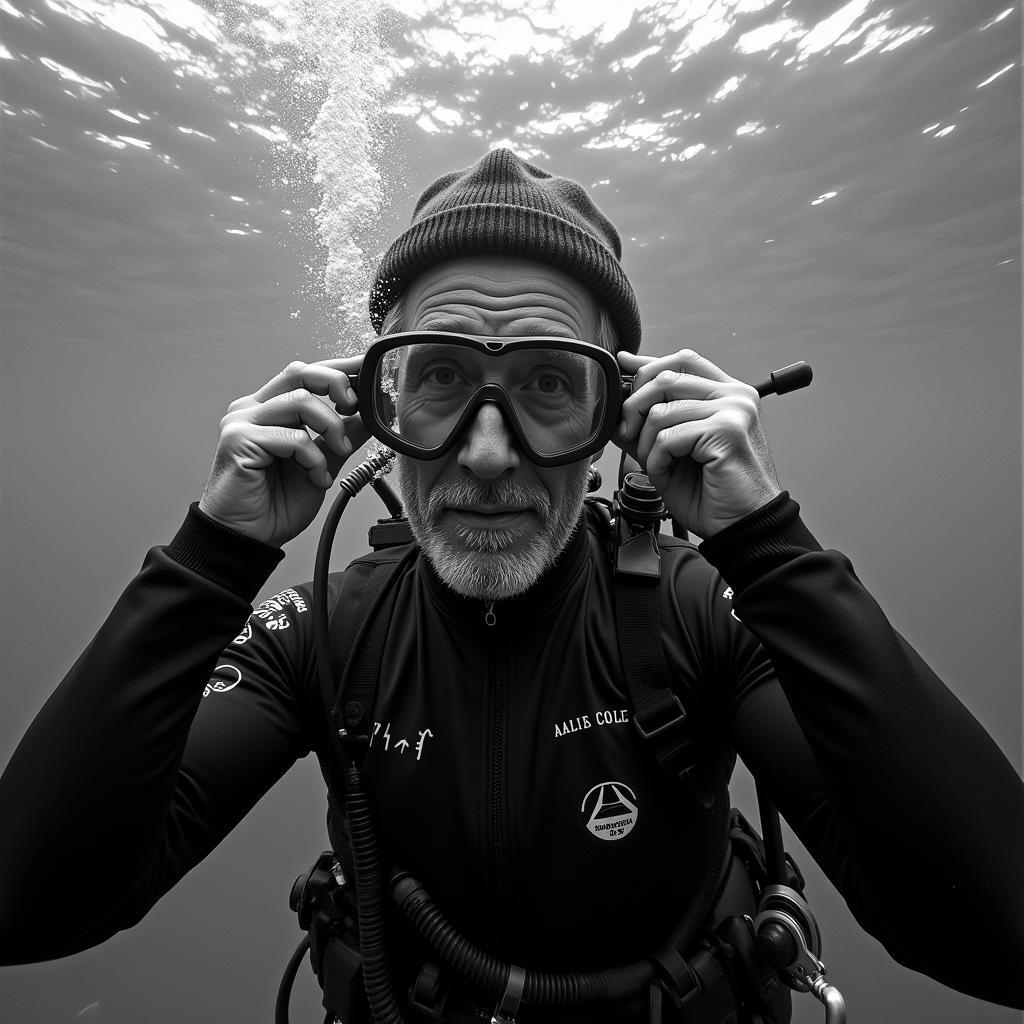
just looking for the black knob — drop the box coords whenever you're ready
[757,921,799,968]
[755,362,813,397]
[619,472,665,523]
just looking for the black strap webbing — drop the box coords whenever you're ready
[326,545,418,768]
[614,529,715,811]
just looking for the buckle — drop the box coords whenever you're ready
[615,528,662,580]
[633,694,687,742]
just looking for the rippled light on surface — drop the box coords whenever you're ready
[978,62,1017,88]
[2,0,1017,356]
[980,7,1014,30]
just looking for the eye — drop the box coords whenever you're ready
[420,363,467,388]
[524,369,572,396]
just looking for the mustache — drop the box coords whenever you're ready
[425,477,551,522]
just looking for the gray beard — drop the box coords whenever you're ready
[395,457,590,601]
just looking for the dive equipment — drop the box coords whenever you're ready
[278,360,842,1024]
[353,331,626,466]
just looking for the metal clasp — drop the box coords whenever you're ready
[754,884,847,1024]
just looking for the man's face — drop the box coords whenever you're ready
[393,254,602,601]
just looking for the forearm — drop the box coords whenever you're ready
[704,495,1024,1007]
[0,505,283,962]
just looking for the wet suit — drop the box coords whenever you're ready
[1,493,1022,1017]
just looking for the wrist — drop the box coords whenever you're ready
[698,492,822,594]
[167,503,285,602]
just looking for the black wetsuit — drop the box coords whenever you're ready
[1,493,1021,1016]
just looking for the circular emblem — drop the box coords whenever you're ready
[203,664,242,698]
[580,781,639,841]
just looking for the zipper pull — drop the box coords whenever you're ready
[484,601,496,627]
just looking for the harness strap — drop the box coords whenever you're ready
[328,546,417,767]
[613,529,715,811]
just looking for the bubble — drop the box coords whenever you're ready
[228,0,398,358]
[293,0,390,358]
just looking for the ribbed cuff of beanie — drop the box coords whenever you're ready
[166,503,285,602]
[698,492,822,595]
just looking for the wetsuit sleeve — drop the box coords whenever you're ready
[0,504,316,964]
[699,492,1024,1009]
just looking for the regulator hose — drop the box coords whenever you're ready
[311,447,406,1024]
[347,763,404,1024]
[392,874,654,1004]
[313,448,396,745]
[390,824,732,1009]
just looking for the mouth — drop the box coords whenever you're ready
[446,506,535,529]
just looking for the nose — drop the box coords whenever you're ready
[457,401,520,479]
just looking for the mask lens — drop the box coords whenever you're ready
[372,341,608,458]
[505,348,607,455]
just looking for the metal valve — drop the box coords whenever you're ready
[754,884,847,1024]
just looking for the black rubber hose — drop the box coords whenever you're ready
[371,476,404,517]
[313,448,396,765]
[392,874,654,1005]
[391,823,732,1009]
[347,764,404,1024]
[755,778,787,887]
[275,934,310,1024]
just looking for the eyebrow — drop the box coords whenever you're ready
[418,316,473,333]
[522,324,578,339]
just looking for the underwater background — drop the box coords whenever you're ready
[1,0,1020,1020]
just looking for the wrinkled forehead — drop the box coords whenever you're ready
[405,255,600,339]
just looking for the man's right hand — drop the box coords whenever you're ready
[198,357,369,547]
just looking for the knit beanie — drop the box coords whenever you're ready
[369,148,641,353]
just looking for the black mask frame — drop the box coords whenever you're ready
[353,330,630,466]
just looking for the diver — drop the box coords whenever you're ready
[1,148,1022,1023]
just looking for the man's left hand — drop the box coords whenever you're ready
[616,349,781,539]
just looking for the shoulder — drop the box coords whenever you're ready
[238,543,416,652]
[581,505,756,680]
[344,541,418,572]
[660,535,736,619]
[336,541,419,593]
